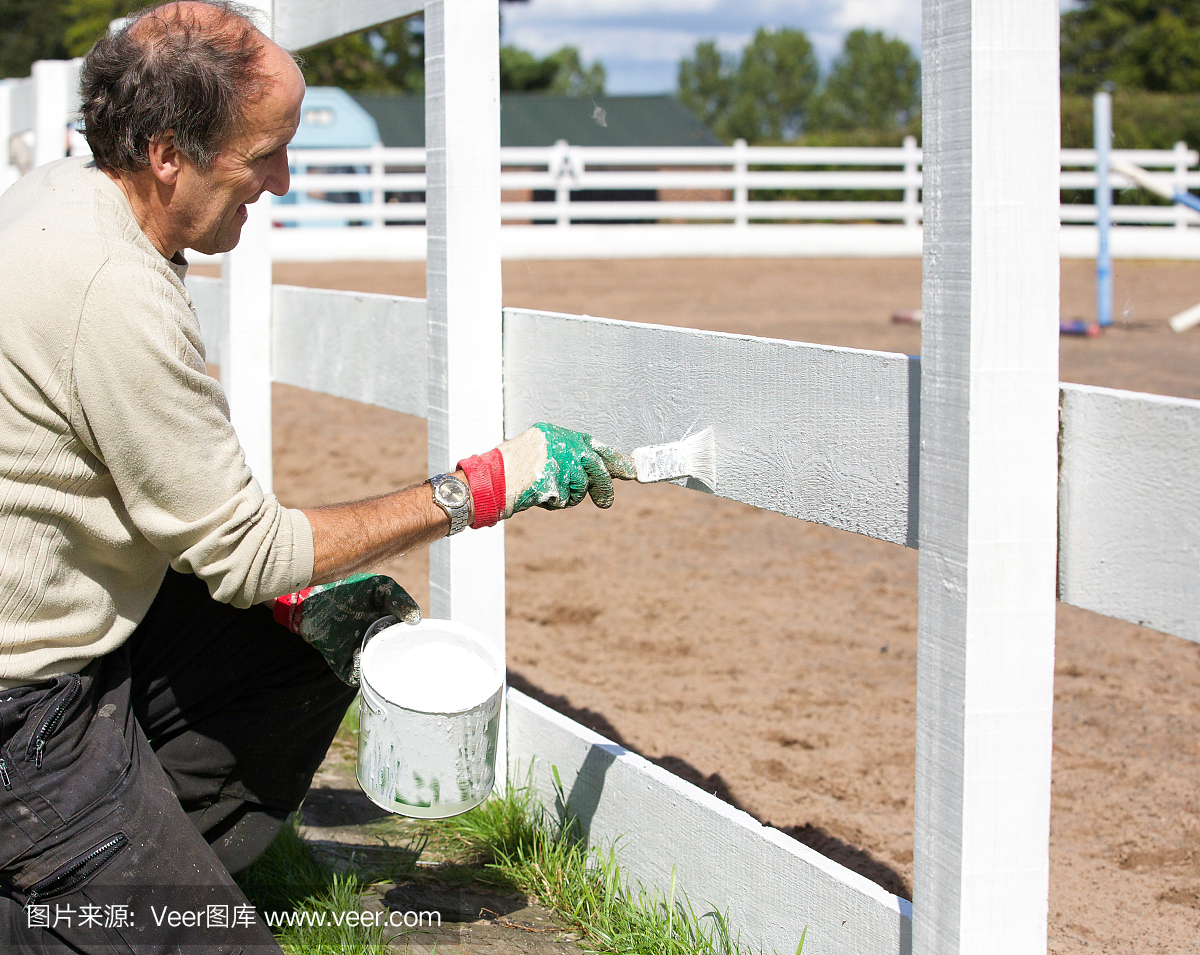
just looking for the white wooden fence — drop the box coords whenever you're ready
[8,60,1200,259]
[183,271,1200,954]
[283,140,1200,227]
[10,2,1200,953]
[262,141,1200,259]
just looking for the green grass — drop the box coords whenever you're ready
[237,733,805,955]
[235,815,398,954]
[436,770,804,955]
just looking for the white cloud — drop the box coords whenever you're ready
[510,0,727,13]
[500,1,926,93]
[832,0,920,45]
[505,25,750,62]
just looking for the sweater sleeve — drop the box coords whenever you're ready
[68,257,314,607]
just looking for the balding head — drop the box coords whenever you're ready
[80,0,300,172]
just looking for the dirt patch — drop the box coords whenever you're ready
[200,256,1200,954]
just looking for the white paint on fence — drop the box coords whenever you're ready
[187,270,1200,652]
[915,2,1060,954]
[222,193,275,491]
[506,687,912,955]
[185,274,227,369]
[422,0,506,700]
[32,59,79,169]
[186,220,1200,265]
[260,222,925,262]
[216,0,277,493]
[0,78,28,189]
[502,309,920,548]
[1058,383,1200,643]
[272,285,427,417]
[274,0,423,53]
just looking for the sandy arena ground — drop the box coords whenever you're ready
[197,256,1200,953]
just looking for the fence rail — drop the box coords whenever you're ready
[274,140,1200,231]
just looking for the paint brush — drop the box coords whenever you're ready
[631,427,717,491]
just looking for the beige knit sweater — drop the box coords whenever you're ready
[0,157,314,687]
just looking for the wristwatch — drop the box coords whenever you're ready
[428,473,473,536]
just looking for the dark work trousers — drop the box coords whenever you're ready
[0,569,359,953]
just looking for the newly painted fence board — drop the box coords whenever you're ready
[503,309,920,548]
[274,0,423,52]
[423,1,507,750]
[4,76,33,134]
[1058,383,1200,642]
[272,286,427,418]
[184,274,227,369]
[187,277,1200,652]
[32,59,77,168]
[506,688,911,955]
[220,0,275,492]
[222,198,275,491]
[915,1,1060,954]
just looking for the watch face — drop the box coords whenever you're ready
[436,480,468,508]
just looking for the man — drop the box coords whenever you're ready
[0,2,631,950]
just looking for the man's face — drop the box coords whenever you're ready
[172,48,304,255]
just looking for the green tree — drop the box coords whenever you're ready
[1,0,69,76]
[62,0,148,57]
[1062,0,1200,94]
[812,28,919,132]
[1,0,151,77]
[677,28,818,143]
[300,20,424,92]
[500,44,604,95]
[728,28,818,142]
[677,40,732,133]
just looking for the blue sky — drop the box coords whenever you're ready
[500,1,1081,95]
[499,0,923,95]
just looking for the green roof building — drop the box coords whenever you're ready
[351,93,722,148]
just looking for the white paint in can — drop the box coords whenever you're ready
[367,640,498,713]
[357,617,504,818]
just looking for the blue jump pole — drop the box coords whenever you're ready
[1094,90,1113,328]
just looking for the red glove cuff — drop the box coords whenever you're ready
[457,448,505,529]
[272,587,312,633]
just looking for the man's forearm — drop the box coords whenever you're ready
[302,472,464,585]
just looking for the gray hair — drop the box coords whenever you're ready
[80,1,271,172]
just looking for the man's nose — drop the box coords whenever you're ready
[263,148,291,198]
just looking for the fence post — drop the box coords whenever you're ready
[903,134,920,228]
[371,141,385,228]
[0,79,17,190]
[553,138,571,228]
[32,59,73,168]
[1174,140,1189,231]
[733,137,748,227]
[1094,90,1112,328]
[916,1,1059,953]
[423,0,506,676]
[221,0,274,492]
[223,196,274,491]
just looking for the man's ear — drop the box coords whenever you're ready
[147,131,182,186]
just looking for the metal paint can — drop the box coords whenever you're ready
[357,615,503,818]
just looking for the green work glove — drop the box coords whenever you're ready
[272,573,421,686]
[457,422,637,528]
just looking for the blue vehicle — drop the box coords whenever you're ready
[275,87,382,226]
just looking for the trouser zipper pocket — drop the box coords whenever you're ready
[0,756,10,790]
[25,832,128,909]
[25,674,81,770]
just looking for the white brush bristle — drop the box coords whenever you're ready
[632,427,717,490]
